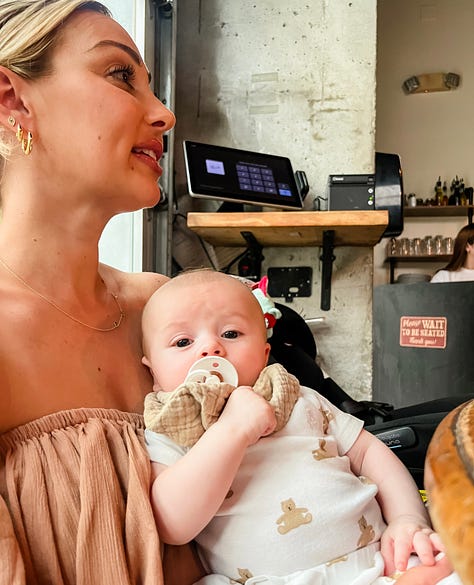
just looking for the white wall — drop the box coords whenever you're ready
[374,0,472,286]
[98,0,145,272]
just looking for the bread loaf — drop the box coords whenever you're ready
[425,399,474,585]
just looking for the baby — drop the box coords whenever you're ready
[142,269,456,585]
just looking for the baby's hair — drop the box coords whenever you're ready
[172,267,221,283]
[169,269,261,301]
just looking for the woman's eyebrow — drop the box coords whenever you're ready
[90,40,152,82]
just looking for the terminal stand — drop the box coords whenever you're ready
[320,230,336,310]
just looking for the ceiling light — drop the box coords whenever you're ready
[402,72,460,94]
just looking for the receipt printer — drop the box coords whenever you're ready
[327,174,375,211]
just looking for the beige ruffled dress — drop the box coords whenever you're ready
[0,408,164,585]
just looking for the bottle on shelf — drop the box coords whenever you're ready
[448,176,461,205]
[466,186,473,205]
[460,178,467,206]
[435,176,443,206]
[442,181,448,205]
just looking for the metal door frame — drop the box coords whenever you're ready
[142,0,177,275]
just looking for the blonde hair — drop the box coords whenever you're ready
[0,0,110,159]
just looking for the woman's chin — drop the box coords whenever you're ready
[136,187,163,210]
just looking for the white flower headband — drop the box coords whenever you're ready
[234,275,282,338]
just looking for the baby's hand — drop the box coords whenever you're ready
[381,515,444,576]
[218,385,276,446]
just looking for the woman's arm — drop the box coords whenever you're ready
[150,386,276,545]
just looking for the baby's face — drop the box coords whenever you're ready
[143,276,270,392]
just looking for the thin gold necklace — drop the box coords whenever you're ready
[0,256,125,332]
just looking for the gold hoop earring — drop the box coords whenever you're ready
[7,115,15,126]
[22,131,33,155]
[16,123,33,156]
[16,123,23,143]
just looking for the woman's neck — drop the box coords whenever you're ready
[0,214,107,303]
[464,256,474,270]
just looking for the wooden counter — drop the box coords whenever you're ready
[187,210,389,247]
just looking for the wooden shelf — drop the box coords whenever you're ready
[187,210,389,247]
[188,210,389,311]
[385,254,449,283]
[385,254,451,263]
[404,205,473,218]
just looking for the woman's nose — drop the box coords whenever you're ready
[147,95,176,132]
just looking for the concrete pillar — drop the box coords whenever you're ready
[173,0,377,399]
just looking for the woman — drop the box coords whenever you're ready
[0,1,203,583]
[431,224,474,283]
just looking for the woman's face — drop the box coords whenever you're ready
[28,10,175,216]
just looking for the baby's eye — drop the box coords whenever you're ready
[175,338,192,347]
[222,330,239,339]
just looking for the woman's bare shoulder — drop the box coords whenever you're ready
[100,263,170,304]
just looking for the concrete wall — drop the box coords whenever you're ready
[172,0,377,399]
[374,0,472,286]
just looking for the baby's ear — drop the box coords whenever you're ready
[142,356,162,392]
[264,342,271,364]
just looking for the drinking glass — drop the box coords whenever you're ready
[423,236,434,255]
[443,237,454,255]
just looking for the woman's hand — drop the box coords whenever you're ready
[394,553,453,585]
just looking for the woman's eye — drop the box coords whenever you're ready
[176,338,192,348]
[109,64,136,87]
[222,330,239,339]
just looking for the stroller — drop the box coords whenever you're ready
[269,302,473,488]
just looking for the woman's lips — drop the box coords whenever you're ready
[132,150,162,175]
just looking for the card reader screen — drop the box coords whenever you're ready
[183,140,303,210]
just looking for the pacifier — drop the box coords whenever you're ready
[184,356,239,386]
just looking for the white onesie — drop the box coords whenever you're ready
[146,385,390,584]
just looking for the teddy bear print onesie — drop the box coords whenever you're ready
[145,364,392,585]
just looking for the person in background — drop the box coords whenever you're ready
[142,269,457,585]
[0,1,204,583]
[431,224,474,283]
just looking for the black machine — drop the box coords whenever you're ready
[328,152,404,237]
[374,152,404,237]
[269,303,473,488]
[327,174,375,211]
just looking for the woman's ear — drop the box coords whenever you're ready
[0,66,32,131]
